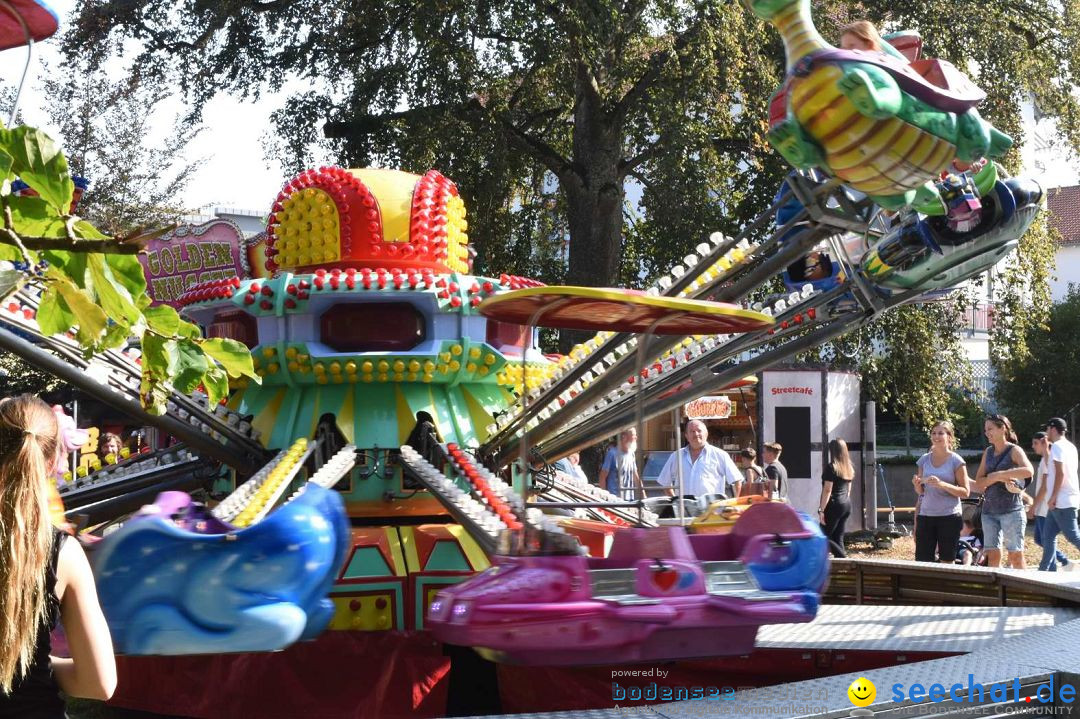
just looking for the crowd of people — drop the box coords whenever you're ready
[910,414,1080,571]
[562,419,793,507]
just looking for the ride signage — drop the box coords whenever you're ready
[139,220,250,307]
[683,395,733,420]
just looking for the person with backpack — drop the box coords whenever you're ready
[972,414,1034,569]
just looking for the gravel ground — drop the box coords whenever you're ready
[846,518,1080,568]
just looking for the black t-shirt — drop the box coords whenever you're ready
[823,464,852,503]
[765,461,788,499]
[0,530,66,719]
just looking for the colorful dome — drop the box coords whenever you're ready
[264,167,470,276]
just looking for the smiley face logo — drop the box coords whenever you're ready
[847,677,876,707]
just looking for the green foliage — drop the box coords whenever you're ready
[64,0,1078,422]
[996,286,1080,437]
[41,69,203,236]
[0,125,258,413]
[0,351,66,397]
[819,300,975,431]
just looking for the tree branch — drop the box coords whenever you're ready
[483,103,574,180]
[610,15,709,122]
[1,235,147,255]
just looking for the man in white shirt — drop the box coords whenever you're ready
[656,419,742,499]
[1039,417,1080,571]
[1030,431,1072,571]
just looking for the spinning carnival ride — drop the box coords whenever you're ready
[0,0,1046,716]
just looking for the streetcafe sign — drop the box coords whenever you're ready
[683,395,733,420]
[139,220,250,307]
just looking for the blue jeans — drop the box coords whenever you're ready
[1034,516,1069,569]
[982,508,1026,552]
[1040,508,1080,571]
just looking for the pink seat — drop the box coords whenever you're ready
[606,527,698,562]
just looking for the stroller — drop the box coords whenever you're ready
[956,498,987,566]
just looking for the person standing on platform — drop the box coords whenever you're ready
[0,396,116,717]
[817,438,855,558]
[973,414,1033,569]
[1039,418,1080,571]
[912,421,969,563]
[656,419,742,500]
[763,442,788,501]
[598,429,643,501]
[1030,431,1072,571]
[737,448,770,498]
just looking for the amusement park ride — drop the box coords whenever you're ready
[0,0,1049,715]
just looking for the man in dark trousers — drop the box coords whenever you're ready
[763,442,788,502]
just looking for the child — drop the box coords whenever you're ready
[957,518,984,566]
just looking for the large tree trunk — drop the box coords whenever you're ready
[564,62,625,290]
[560,63,626,352]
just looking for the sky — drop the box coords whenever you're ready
[0,0,288,214]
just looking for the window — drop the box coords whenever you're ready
[320,303,425,352]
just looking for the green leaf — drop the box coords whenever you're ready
[36,287,75,337]
[104,253,147,297]
[144,304,180,336]
[72,219,108,240]
[0,147,13,184]
[87,254,141,326]
[202,364,229,406]
[176,318,202,339]
[200,337,257,378]
[6,127,74,215]
[7,195,67,238]
[101,321,131,350]
[141,332,178,380]
[0,244,22,262]
[46,270,107,343]
[173,340,208,393]
[0,269,21,302]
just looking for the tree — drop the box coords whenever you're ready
[42,69,203,236]
[996,286,1080,437]
[63,0,1080,423]
[0,352,66,398]
[0,125,257,412]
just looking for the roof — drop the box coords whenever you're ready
[1048,185,1080,246]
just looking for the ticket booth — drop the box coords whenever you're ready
[758,369,871,531]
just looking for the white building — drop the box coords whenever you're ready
[181,206,266,238]
[1047,187,1080,300]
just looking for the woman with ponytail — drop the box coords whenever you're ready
[0,395,115,717]
[973,414,1034,570]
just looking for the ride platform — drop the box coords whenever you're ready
[469,561,1080,719]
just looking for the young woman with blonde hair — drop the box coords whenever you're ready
[840,20,885,52]
[0,395,115,717]
[817,438,855,557]
[912,421,970,563]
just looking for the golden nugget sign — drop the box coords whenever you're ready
[683,395,733,420]
[139,220,250,307]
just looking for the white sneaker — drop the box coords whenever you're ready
[1063,562,1079,573]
